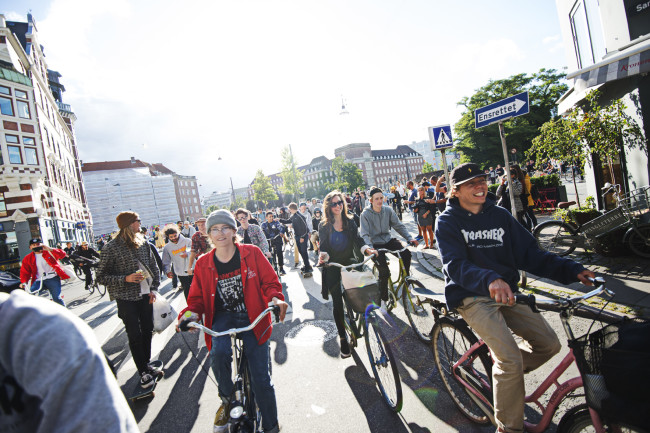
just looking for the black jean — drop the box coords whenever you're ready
[373,238,412,302]
[296,234,312,271]
[116,296,154,374]
[323,268,346,339]
[82,265,92,286]
[178,275,193,300]
[270,240,284,268]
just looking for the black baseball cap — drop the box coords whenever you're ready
[29,238,42,245]
[450,163,488,186]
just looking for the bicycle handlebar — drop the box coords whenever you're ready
[375,246,410,254]
[316,254,375,270]
[179,305,281,336]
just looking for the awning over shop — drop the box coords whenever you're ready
[567,37,650,91]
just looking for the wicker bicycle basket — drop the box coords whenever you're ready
[569,317,650,428]
[344,283,381,314]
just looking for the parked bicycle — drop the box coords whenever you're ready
[534,183,650,258]
[371,246,436,343]
[319,255,403,412]
[180,306,281,433]
[422,277,647,432]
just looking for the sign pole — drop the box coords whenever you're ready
[498,121,518,217]
[441,149,450,183]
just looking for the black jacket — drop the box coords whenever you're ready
[279,213,309,238]
[318,218,369,300]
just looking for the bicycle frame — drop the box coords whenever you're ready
[452,340,583,433]
[181,306,279,430]
[444,283,620,433]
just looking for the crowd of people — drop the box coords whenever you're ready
[9,157,601,433]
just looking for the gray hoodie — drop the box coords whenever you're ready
[162,234,192,276]
[360,204,414,245]
[0,291,139,433]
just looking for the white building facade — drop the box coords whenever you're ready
[82,160,180,235]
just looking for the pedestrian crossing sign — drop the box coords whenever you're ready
[428,124,454,150]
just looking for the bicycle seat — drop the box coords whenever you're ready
[557,201,576,209]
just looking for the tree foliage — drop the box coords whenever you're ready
[422,161,434,173]
[454,69,569,168]
[251,169,278,207]
[330,156,364,192]
[279,146,304,197]
[528,89,647,196]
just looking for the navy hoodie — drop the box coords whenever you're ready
[435,196,585,310]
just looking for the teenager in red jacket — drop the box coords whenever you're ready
[178,210,287,433]
[19,238,71,306]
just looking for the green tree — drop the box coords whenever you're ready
[229,197,246,212]
[251,170,278,208]
[454,69,568,168]
[279,146,304,199]
[422,161,434,173]
[330,156,364,192]
[528,88,647,205]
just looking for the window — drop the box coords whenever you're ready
[23,137,35,145]
[0,86,9,96]
[570,0,606,68]
[25,147,38,165]
[0,193,7,217]
[16,100,30,119]
[8,146,22,164]
[15,90,28,99]
[0,97,13,116]
[5,134,18,144]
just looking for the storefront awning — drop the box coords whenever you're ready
[567,37,650,91]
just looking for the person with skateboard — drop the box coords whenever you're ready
[318,190,377,358]
[360,187,418,310]
[178,209,287,433]
[96,211,163,390]
[279,202,313,277]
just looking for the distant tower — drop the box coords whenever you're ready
[338,95,354,145]
[340,96,349,116]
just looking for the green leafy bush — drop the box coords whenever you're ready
[530,174,561,188]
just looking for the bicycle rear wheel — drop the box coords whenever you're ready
[75,265,86,281]
[402,278,436,343]
[557,404,646,433]
[240,358,263,433]
[431,318,492,425]
[364,313,403,412]
[627,225,650,258]
[533,221,578,256]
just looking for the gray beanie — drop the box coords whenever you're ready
[206,209,237,232]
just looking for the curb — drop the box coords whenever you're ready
[414,251,445,280]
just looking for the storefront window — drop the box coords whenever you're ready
[0,232,20,266]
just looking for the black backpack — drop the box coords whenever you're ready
[530,184,540,201]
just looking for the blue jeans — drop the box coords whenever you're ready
[30,277,64,306]
[210,312,278,432]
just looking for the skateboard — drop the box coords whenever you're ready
[129,360,164,402]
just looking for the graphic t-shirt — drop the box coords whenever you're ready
[213,249,247,313]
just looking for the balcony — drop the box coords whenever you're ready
[56,101,74,114]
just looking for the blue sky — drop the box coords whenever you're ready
[3,1,568,196]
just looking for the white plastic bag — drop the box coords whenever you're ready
[152,293,176,333]
[61,264,77,283]
[341,267,376,290]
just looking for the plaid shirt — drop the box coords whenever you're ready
[191,231,211,255]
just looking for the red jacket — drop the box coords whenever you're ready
[20,249,71,284]
[178,243,283,350]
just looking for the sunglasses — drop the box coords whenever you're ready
[236,216,248,221]
[330,201,344,208]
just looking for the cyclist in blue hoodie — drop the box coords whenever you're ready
[435,162,595,433]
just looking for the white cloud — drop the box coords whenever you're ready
[22,1,567,198]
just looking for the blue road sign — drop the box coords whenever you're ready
[475,91,529,129]
[428,124,454,150]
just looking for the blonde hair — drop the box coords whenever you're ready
[119,225,145,249]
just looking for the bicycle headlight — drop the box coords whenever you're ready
[230,405,244,419]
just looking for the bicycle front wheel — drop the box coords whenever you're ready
[431,318,492,425]
[240,358,263,433]
[557,404,646,433]
[364,314,402,412]
[628,224,650,258]
[75,266,86,281]
[402,279,436,343]
[533,221,578,256]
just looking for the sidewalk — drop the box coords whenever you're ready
[398,206,650,318]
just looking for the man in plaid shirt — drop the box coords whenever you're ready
[186,217,211,275]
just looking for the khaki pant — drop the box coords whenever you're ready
[457,297,561,433]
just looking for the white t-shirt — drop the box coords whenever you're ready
[35,254,56,281]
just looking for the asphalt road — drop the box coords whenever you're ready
[54,211,599,433]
